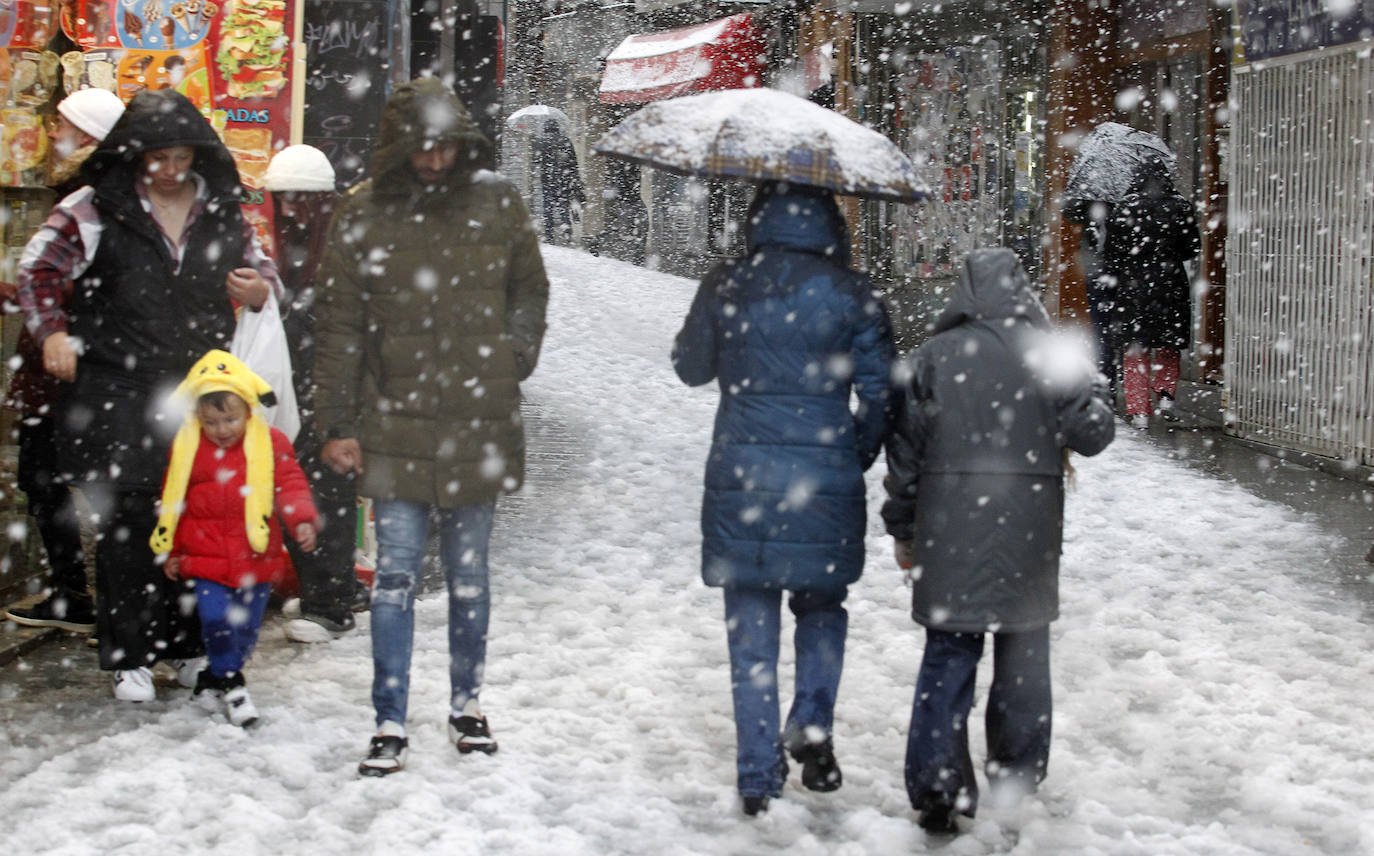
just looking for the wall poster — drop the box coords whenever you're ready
[1,0,296,252]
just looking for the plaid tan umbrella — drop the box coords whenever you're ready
[594,88,929,203]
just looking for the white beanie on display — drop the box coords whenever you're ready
[57,88,126,142]
[263,145,337,192]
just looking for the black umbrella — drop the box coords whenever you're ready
[1064,122,1176,223]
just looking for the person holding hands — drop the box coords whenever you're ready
[17,89,281,701]
[151,350,320,727]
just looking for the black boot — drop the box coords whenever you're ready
[790,739,842,792]
[742,796,769,817]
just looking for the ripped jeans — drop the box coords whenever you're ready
[370,498,496,728]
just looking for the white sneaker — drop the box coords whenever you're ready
[1130,414,1149,430]
[223,686,259,728]
[284,618,334,643]
[170,657,207,689]
[113,667,156,702]
[284,613,355,643]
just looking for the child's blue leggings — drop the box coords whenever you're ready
[195,580,272,678]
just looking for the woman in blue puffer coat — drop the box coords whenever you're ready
[673,181,895,816]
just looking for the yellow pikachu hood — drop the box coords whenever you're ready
[150,350,279,556]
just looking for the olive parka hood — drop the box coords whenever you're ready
[368,77,495,198]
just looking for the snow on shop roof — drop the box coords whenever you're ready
[604,14,745,61]
[599,13,764,104]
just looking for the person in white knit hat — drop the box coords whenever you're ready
[2,87,126,637]
[262,144,366,643]
[48,88,126,194]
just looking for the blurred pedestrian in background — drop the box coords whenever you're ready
[262,144,369,642]
[3,88,125,635]
[1102,160,1200,429]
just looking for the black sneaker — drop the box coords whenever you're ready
[742,796,770,816]
[359,732,409,777]
[448,714,498,754]
[193,669,228,711]
[5,592,96,633]
[790,739,842,792]
[918,804,960,835]
[351,580,372,612]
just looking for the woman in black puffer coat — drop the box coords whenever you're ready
[1103,161,1200,426]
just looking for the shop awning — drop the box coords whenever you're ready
[599,13,766,105]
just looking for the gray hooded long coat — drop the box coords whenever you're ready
[881,249,1114,633]
[312,79,549,507]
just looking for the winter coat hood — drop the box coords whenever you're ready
[80,89,241,201]
[746,181,850,267]
[934,247,1051,336]
[370,78,493,197]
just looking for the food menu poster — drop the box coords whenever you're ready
[1,0,293,254]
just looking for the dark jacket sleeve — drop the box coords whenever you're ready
[502,186,550,381]
[881,352,931,541]
[672,265,726,387]
[849,279,896,470]
[1058,372,1116,457]
[1171,196,1202,263]
[310,199,368,440]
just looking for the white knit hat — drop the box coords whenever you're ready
[57,88,126,142]
[263,145,337,192]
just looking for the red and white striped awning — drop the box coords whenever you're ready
[598,13,766,105]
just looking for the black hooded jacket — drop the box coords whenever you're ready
[882,249,1114,632]
[1102,164,1200,349]
[61,89,248,488]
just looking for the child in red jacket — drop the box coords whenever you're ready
[151,350,320,727]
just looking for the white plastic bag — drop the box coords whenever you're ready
[231,290,301,441]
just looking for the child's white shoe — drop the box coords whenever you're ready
[224,685,259,728]
[170,657,207,689]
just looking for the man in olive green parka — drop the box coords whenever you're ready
[313,79,549,777]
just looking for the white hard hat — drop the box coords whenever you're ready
[57,88,126,142]
[263,145,337,192]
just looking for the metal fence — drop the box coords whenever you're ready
[1226,43,1374,464]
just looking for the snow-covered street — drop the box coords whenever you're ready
[2,246,1372,855]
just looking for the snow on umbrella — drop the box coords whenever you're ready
[1063,122,1176,222]
[507,104,572,136]
[593,88,929,203]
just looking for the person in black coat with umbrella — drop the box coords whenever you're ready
[1102,160,1200,427]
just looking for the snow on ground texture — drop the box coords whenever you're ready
[2,245,1372,855]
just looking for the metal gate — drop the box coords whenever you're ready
[1226,43,1374,464]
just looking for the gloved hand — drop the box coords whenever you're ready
[894,538,916,570]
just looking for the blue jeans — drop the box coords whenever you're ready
[195,580,272,677]
[906,627,1052,816]
[723,586,848,798]
[371,498,495,727]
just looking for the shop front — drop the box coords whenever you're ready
[0,0,306,598]
[1226,2,1374,464]
[846,0,1047,348]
